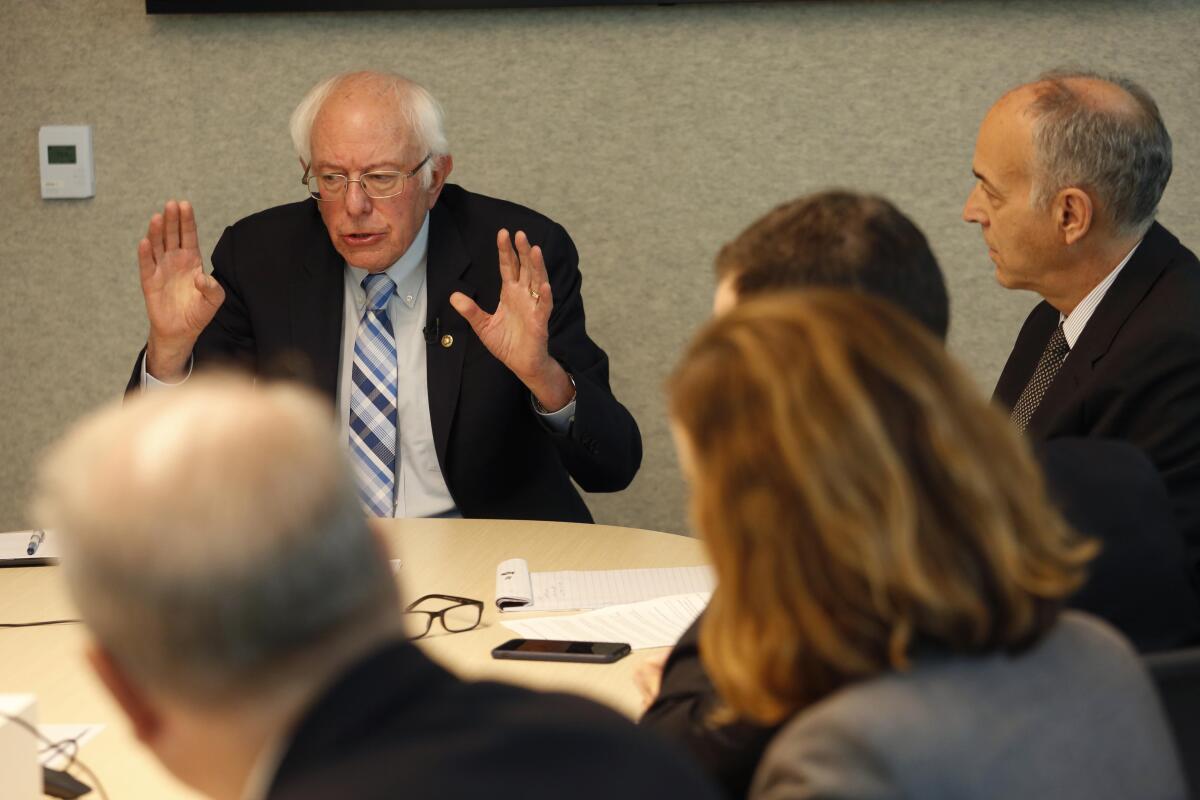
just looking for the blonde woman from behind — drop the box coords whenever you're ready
[667,290,1186,800]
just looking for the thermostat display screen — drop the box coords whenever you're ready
[47,145,77,165]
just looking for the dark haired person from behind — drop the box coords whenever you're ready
[666,292,1184,799]
[34,377,719,800]
[711,190,949,337]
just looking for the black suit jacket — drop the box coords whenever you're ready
[267,640,721,800]
[1039,438,1200,652]
[994,222,1200,569]
[127,185,641,522]
[639,612,779,800]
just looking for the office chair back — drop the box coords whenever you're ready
[1146,646,1200,799]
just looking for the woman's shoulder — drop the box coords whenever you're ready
[778,612,1146,734]
[752,613,1172,800]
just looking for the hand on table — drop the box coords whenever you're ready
[138,200,225,382]
[633,652,670,717]
[450,229,574,412]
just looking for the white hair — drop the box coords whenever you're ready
[34,376,399,703]
[289,71,449,191]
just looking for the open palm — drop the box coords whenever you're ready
[139,200,225,346]
[451,229,554,384]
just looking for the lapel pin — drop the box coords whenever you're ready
[440,334,454,348]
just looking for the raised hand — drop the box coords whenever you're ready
[450,229,574,412]
[138,200,225,381]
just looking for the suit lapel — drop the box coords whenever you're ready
[1028,222,1175,437]
[290,202,344,401]
[425,198,475,469]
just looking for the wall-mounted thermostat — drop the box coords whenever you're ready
[39,125,95,199]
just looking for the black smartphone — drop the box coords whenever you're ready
[491,638,631,664]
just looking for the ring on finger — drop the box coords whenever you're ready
[530,288,540,301]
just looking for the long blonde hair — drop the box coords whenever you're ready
[668,291,1095,725]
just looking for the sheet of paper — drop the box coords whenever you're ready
[0,530,60,564]
[37,724,104,770]
[495,559,714,612]
[500,592,710,650]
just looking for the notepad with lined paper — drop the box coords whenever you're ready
[495,557,714,612]
[0,530,59,566]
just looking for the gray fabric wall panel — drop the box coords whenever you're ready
[3,0,1198,535]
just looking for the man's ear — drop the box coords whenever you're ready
[1056,187,1094,246]
[87,643,162,745]
[424,154,454,209]
[712,273,741,317]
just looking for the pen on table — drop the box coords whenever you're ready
[26,530,45,556]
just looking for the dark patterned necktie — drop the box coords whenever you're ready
[1010,323,1070,432]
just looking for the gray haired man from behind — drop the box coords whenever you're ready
[964,70,1200,575]
[35,377,719,800]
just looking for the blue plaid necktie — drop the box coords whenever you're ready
[350,274,398,516]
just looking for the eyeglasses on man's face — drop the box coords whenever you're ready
[302,154,432,201]
[403,593,483,640]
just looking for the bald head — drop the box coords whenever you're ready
[999,74,1138,116]
[1015,70,1172,236]
[1040,75,1140,112]
[35,377,398,703]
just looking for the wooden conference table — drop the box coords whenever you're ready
[0,518,708,799]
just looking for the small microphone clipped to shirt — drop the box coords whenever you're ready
[423,317,440,346]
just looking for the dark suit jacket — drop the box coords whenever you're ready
[639,612,779,800]
[994,222,1200,570]
[1039,438,1200,653]
[127,185,641,522]
[267,640,722,800]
